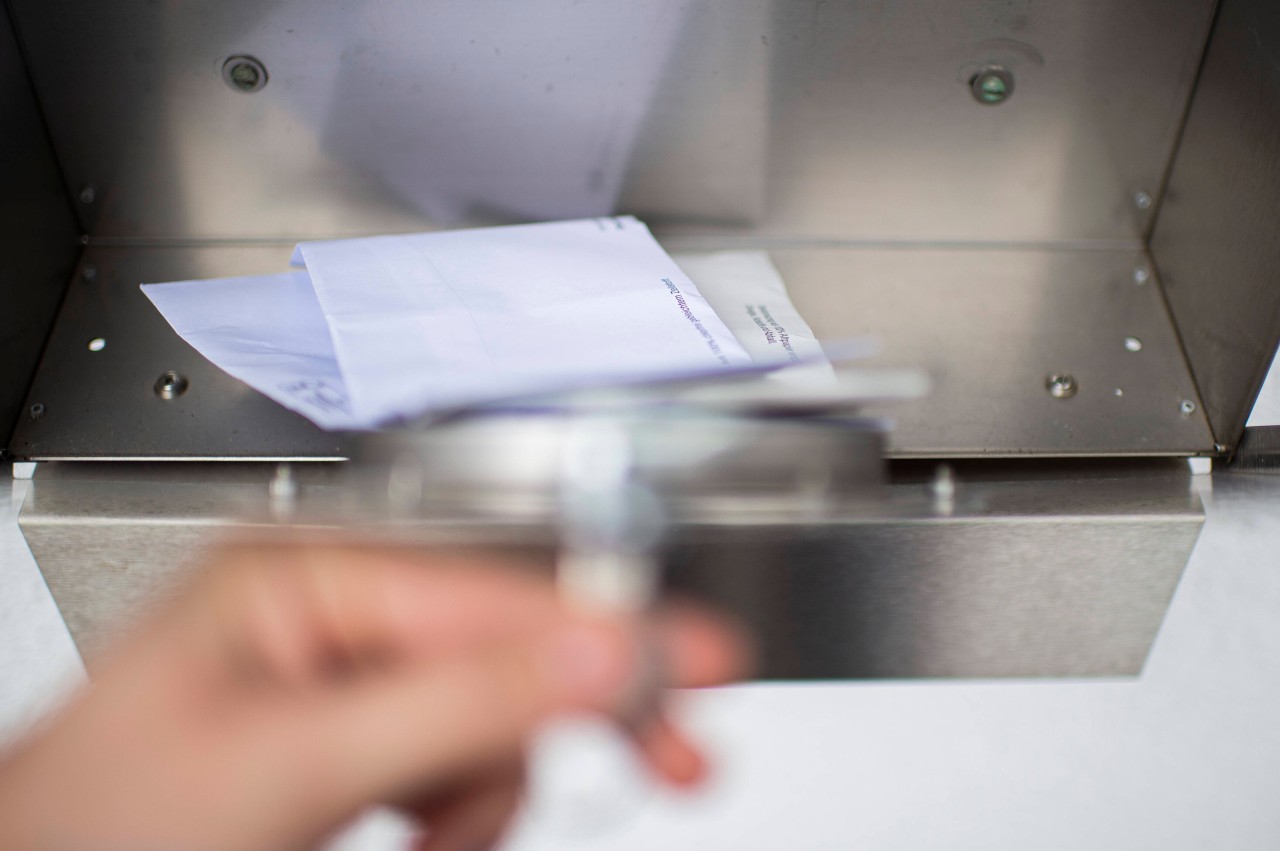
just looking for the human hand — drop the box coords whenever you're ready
[0,541,749,851]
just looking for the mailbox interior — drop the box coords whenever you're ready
[4,0,1279,679]
[4,0,1277,462]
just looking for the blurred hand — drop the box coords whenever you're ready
[0,541,748,851]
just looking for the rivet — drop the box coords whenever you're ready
[81,263,98,283]
[1134,191,1153,210]
[154,371,189,400]
[1046,374,1078,399]
[1133,266,1151,285]
[932,464,956,516]
[970,65,1014,105]
[222,55,268,93]
[269,463,298,520]
[87,337,106,352]
[28,403,45,421]
[1124,336,1143,352]
[1179,399,1197,416]
[78,186,96,205]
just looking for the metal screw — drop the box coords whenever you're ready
[1046,374,1078,399]
[222,55,268,93]
[28,403,45,421]
[970,66,1014,105]
[1179,399,1197,416]
[154,371,189,400]
[1124,336,1143,352]
[932,464,956,516]
[269,463,298,521]
[1133,266,1151,285]
[1134,191,1153,210]
[78,186,96,205]
[81,263,98,283]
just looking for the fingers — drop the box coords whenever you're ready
[656,601,755,688]
[183,543,753,829]
[287,609,745,814]
[281,617,638,816]
[634,714,709,788]
[201,545,565,683]
[408,762,525,851]
[199,545,751,693]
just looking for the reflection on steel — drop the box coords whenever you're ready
[1151,0,1280,450]
[17,459,1203,678]
[8,0,1215,241]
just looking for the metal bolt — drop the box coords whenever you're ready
[78,186,96,205]
[1046,374,1078,399]
[269,463,298,520]
[970,66,1014,105]
[1179,399,1197,416]
[222,55,268,93]
[1133,266,1151,285]
[154,371,189,400]
[1124,336,1143,352]
[28,403,45,421]
[1134,191,1153,210]
[932,464,956,516]
[81,263,98,283]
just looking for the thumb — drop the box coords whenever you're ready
[277,618,639,820]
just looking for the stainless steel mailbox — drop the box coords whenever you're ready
[4,0,1278,677]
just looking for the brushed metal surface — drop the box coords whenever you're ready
[0,5,79,447]
[9,245,347,460]
[1227,425,1280,471]
[8,244,1216,459]
[18,460,1204,677]
[8,0,1213,245]
[776,246,1215,455]
[1150,0,1280,452]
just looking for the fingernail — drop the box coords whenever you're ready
[546,622,629,702]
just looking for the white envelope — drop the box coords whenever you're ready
[294,217,753,424]
[141,271,361,430]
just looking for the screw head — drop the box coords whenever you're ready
[970,66,1014,105]
[1046,374,1078,399]
[1179,399,1197,416]
[1134,191,1153,210]
[28,403,45,421]
[222,55,268,93]
[154,371,189,400]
